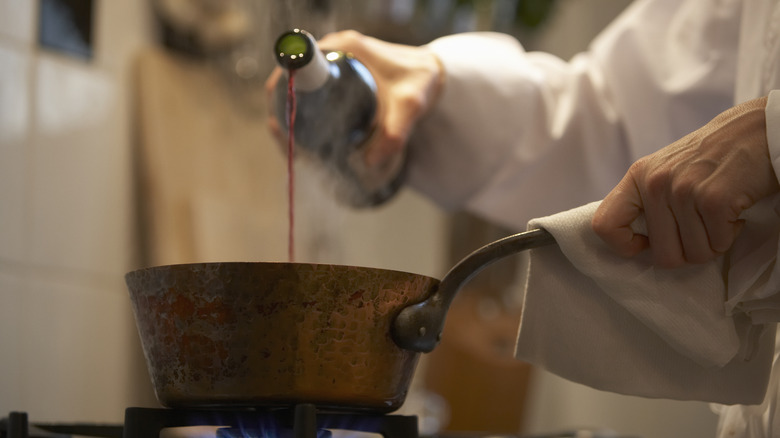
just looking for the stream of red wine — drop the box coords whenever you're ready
[286,71,296,262]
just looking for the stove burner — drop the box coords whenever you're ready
[125,405,417,438]
[1,409,642,438]
[215,427,332,438]
[2,405,418,438]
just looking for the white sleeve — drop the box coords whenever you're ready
[707,91,780,438]
[406,0,741,230]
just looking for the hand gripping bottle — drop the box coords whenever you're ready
[273,29,406,207]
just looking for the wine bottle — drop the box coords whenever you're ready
[273,28,406,207]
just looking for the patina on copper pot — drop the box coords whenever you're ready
[125,229,555,413]
[126,262,436,412]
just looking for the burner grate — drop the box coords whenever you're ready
[1,406,418,438]
[0,412,122,438]
[124,405,417,438]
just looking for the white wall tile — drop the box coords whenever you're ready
[16,275,136,422]
[0,0,34,44]
[34,55,113,135]
[95,1,153,73]
[0,44,31,262]
[0,0,156,424]
[0,271,27,413]
[0,44,31,145]
[28,54,133,276]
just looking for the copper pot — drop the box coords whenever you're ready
[125,229,554,412]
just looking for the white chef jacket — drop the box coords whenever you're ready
[409,0,780,229]
[404,0,780,437]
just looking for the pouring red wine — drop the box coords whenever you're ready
[121,28,559,416]
[273,28,409,259]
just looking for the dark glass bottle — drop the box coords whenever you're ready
[273,28,406,207]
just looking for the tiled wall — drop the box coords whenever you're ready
[0,1,155,421]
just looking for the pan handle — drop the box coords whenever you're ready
[392,228,556,353]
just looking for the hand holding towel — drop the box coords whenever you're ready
[516,199,780,404]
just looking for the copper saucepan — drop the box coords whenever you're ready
[125,228,555,412]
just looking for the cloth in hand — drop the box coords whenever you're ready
[516,200,779,404]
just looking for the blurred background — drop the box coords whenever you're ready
[0,1,719,437]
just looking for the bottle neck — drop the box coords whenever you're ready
[275,29,330,92]
[290,49,330,92]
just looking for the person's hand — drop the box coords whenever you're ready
[264,30,444,177]
[592,96,778,268]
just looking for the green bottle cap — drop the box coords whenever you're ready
[274,29,315,70]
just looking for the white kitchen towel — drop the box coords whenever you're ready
[515,200,780,404]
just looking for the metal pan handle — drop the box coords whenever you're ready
[392,228,556,353]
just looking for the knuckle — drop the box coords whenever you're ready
[339,29,362,43]
[642,169,669,199]
[669,177,695,204]
[396,89,426,117]
[591,214,609,236]
[321,30,364,53]
[627,158,647,175]
[696,189,724,218]
[696,184,742,225]
[379,125,407,153]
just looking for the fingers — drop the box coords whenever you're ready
[318,30,376,61]
[651,170,706,267]
[594,159,729,268]
[670,203,714,265]
[364,84,426,168]
[667,179,737,265]
[643,201,686,268]
[315,30,442,176]
[594,99,776,269]
[592,171,650,258]
[702,210,744,254]
[630,167,722,268]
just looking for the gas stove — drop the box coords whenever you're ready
[1,405,417,438]
[1,406,636,438]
